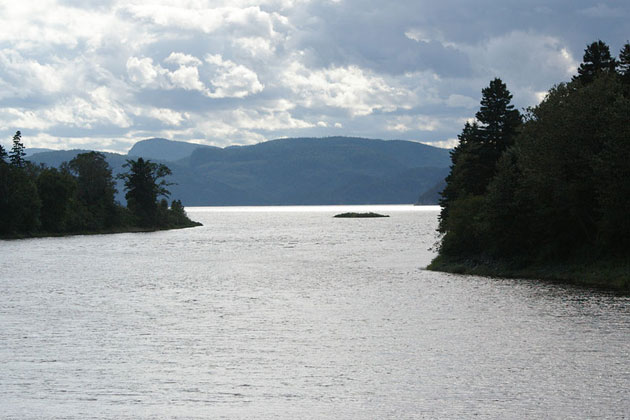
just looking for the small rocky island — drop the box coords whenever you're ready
[334,212,389,218]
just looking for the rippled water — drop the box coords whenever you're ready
[1,206,629,419]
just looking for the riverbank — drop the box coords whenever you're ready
[427,254,630,292]
[0,221,202,240]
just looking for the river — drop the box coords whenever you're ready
[1,206,628,419]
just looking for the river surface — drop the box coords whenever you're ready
[1,205,629,419]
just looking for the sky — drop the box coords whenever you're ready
[0,1,628,153]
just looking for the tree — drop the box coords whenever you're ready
[118,158,172,227]
[0,143,7,163]
[36,167,77,232]
[438,78,521,237]
[573,40,617,85]
[9,131,26,167]
[618,42,630,84]
[476,78,522,154]
[67,152,118,229]
[0,163,41,234]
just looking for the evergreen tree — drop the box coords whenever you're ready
[68,152,118,229]
[9,131,26,167]
[0,163,41,234]
[118,158,172,227]
[573,40,617,85]
[438,79,521,236]
[0,143,7,163]
[618,42,630,83]
[36,167,77,232]
[476,78,522,153]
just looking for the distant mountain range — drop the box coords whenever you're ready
[28,137,450,206]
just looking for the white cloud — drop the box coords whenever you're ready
[127,55,208,93]
[126,56,166,88]
[165,52,203,67]
[464,31,578,84]
[205,54,264,98]
[0,1,627,152]
[421,138,458,149]
[169,65,206,91]
[233,37,276,57]
[0,87,131,131]
[231,108,313,130]
[0,50,67,99]
[49,87,132,128]
[132,107,189,126]
[120,4,282,39]
[386,115,441,132]
[283,62,413,116]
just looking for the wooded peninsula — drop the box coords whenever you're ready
[0,142,200,239]
[429,40,630,291]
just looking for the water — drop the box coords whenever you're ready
[1,206,629,419]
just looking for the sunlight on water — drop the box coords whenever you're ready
[191,204,440,213]
[0,206,628,419]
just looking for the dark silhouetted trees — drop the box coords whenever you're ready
[9,131,26,168]
[0,140,199,237]
[435,40,630,272]
[36,167,77,232]
[438,79,521,254]
[573,40,617,85]
[118,157,173,227]
[619,42,630,83]
[68,152,118,229]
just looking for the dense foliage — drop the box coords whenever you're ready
[0,145,200,238]
[435,40,630,281]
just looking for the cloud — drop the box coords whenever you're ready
[0,50,67,99]
[421,138,459,149]
[126,56,167,88]
[578,4,628,18]
[164,52,203,67]
[0,0,628,152]
[282,62,414,116]
[205,54,264,98]
[119,4,282,39]
[386,115,441,132]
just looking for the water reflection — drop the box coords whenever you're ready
[0,206,628,419]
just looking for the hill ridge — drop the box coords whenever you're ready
[29,136,451,205]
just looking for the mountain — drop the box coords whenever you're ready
[127,138,215,161]
[417,179,446,205]
[25,147,54,157]
[28,136,451,205]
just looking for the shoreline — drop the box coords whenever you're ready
[0,221,202,241]
[427,254,630,293]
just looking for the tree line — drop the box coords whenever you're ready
[435,40,630,272]
[0,136,199,237]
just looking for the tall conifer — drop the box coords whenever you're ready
[9,131,26,167]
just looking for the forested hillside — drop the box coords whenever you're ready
[430,40,630,291]
[0,140,199,238]
[29,137,451,205]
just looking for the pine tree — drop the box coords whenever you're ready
[437,78,521,254]
[618,42,630,83]
[573,40,617,85]
[9,131,26,167]
[118,158,172,227]
[476,78,522,152]
[0,143,7,163]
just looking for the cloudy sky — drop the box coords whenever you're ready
[0,1,628,153]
